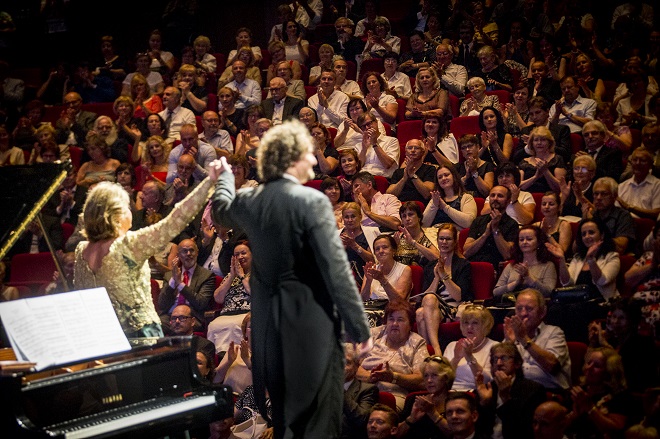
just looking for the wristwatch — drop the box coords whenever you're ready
[472,171,479,179]
[410,174,418,180]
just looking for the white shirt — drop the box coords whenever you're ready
[158,106,196,141]
[361,134,400,178]
[339,80,363,98]
[617,173,660,218]
[381,71,412,99]
[226,78,262,109]
[307,89,350,128]
[199,129,233,154]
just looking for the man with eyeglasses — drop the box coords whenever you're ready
[432,43,468,98]
[549,76,596,134]
[200,110,233,158]
[261,77,304,126]
[158,239,215,335]
[166,123,217,185]
[169,304,215,363]
[357,113,399,178]
[578,120,624,181]
[475,342,546,438]
[55,92,98,146]
[330,17,365,64]
[273,61,306,102]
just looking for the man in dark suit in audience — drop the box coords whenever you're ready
[169,304,216,363]
[343,344,378,439]
[476,342,547,438]
[579,120,624,181]
[455,21,482,77]
[158,239,215,334]
[330,17,365,64]
[131,180,172,231]
[54,92,97,146]
[261,77,304,126]
[43,168,88,227]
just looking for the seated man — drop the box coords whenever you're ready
[587,177,636,254]
[165,152,201,207]
[527,61,561,103]
[366,404,399,439]
[463,185,518,269]
[352,171,401,232]
[272,61,306,102]
[532,401,569,439]
[620,122,660,180]
[307,69,350,129]
[444,391,486,439]
[357,113,400,178]
[386,139,435,203]
[330,17,365,65]
[432,42,468,98]
[548,75,596,134]
[166,124,217,184]
[132,180,172,230]
[158,239,215,334]
[476,342,547,438]
[225,60,261,110]
[199,111,233,159]
[579,120,624,181]
[9,215,63,256]
[158,86,196,141]
[43,168,88,227]
[261,77,304,126]
[343,343,379,438]
[169,304,215,362]
[504,288,571,392]
[513,96,571,164]
[334,58,362,99]
[55,92,97,146]
[616,147,660,220]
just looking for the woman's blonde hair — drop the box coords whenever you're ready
[460,305,495,335]
[130,73,151,99]
[236,46,255,66]
[528,125,556,155]
[143,135,171,165]
[82,182,130,242]
[35,123,55,138]
[414,67,440,93]
[113,95,135,115]
[342,202,362,219]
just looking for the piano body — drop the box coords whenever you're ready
[0,336,232,438]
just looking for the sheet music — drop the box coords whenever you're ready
[0,288,131,370]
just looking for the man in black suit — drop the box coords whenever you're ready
[330,17,365,64]
[170,304,216,364]
[9,214,63,256]
[579,120,624,181]
[343,344,378,439]
[261,77,304,126]
[131,180,172,231]
[158,239,215,334]
[513,96,571,164]
[455,21,482,77]
[212,120,371,438]
[54,92,97,146]
[476,342,547,438]
[43,168,88,227]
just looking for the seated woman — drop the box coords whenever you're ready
[320,177,346,228]
[217,87,245,138]
[444,304,497,391]
[565,347,632,439]
[340,202,375,284]
[112,96,142,148]
[395,201,439,266]
[421,114,459,166]
[474,45,513,92]
[361,72,398,126]
[416,223,472,355]
[337,148,361,200]
[334,99,387,152]
[615,71,658,130]
[265,40,302,85]
[297,105,318,130]
[310,123,339,179]
[456,134,495,199]
[560,154,596,219]
[173,64,208,116]
[478,106,514,167]
[460,77,501,117]
[121,52,164,97]
[76,133,121,188]
[213,312,253,395]
[133,135,170,189]
[227,153,258,190]
[235,105,265,157]
[308,44,334,85]
[493,225,558,297]
[547,218,620,301]
[405,67,449,120]
[207,240,252,354]
[361,17,401,60]
[422,165,477,231]
[115,163,138,208]
[573,52,605,103]
[217,46,262,89]
[361,234,413,303]
[226,28,262,68]
[192,35,216,74]
[357,301,427,411]
[535,191,573,255]
[503,82,532,140]
[281,19,309,65]
[28,124,70,164]
[397,355,455,437]
[519,126,567,193]
[624,221,660,337]
[481,162,535,225]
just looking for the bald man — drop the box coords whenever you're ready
[261,77,304,125]
[533,401,569,439]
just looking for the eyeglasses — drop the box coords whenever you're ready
[360,120,376,130]
[492,355,513,362]
[170,315,193,322]
[179,247,196,254]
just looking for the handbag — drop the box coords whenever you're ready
[229,407,268,439]
[551,284,593,304]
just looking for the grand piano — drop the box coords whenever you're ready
[0,163,232,437]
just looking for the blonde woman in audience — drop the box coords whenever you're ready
[217,87,244,137]
[172,64,208,116]
[415,223,472,355]
[227,154,258,190]
[193,35,216,74]
[443,304,496,391]
[405,67,449,120]
[309,44,335,85]
[217,46,262,89]
[121,52,164,97]
[226,28,262,67]
[421,114,459,166]
[340,202,374,282]
[395,201,439,266]
[534,191,572,255]
[132,135,170,188]
[28,124,70,164]
[129,73,162,118]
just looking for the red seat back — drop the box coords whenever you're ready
[450,116,480,140]
[373,175,389,193]
[9,252,57,284]
[567,341,588,385]
[410,264,424,298]
[469,261,496,301]
[396,120,423,149]
[531,192,545,222]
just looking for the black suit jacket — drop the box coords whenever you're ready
[261,97,304,124]
[478,375,547,439]
[592,147,624,181]
[212,175,371,434]
[342,379,379,439]
[158,264,215,323]
[9,214,63,256]
[43,185,88,227]
[456,42,483,77]
[55,110,97,145]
